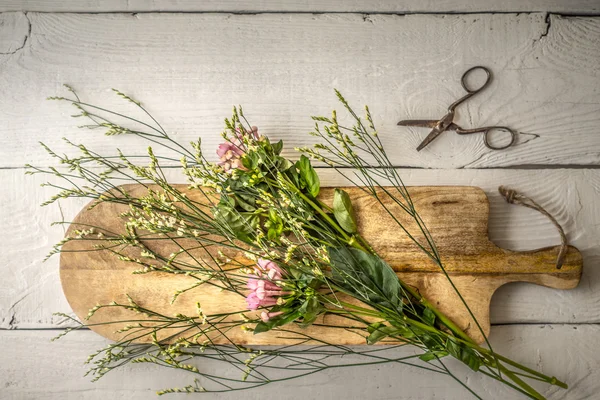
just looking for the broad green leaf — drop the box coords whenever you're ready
[297,155,320,197]
[328,247,402,311]
[333,188,357,233]
[213,204,256,235]
[272,139,284,155]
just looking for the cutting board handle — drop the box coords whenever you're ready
[499,244,582,290]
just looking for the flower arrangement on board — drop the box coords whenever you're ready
[27,86,567,399]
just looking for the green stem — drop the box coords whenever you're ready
[325,308,381,319]
[497,364,545,400]
[316,198,334,213]
[295,190,368,253]
[334,300,386,317]
[402,315,564,389]
[481,352,568,389]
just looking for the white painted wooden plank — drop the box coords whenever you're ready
[0,10,29,54]
[0,325,597,399]
[2,168,598,329]
[0,1,599,14]
[0,13,599,169]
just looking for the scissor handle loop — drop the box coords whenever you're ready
[456,125,517,150]
[448,66,493,112]
[483,126,516,150]
[461,66,492,94]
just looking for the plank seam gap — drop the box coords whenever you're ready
[2,10,600,17]
[2,322,599,331]
[492,322,600,326]
[7,165,600,171]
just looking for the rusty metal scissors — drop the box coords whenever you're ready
[398,66,517,151]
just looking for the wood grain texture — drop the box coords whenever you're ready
[1,1,599,13]
[3,168,598,330]
[0,13,599,169]
[1,325,598,399]
[60,184,582,345]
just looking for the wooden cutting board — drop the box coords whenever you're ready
[60,185,582,345]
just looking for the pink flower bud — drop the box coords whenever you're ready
[260,311,284,322]
[257,258,284,280]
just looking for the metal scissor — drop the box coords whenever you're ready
[398,66,517,151]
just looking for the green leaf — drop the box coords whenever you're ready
[265,209,284,241]
[297,155,320,197]
[461,347,481,372]
[276,157,294,171]
[254,311,301,334]
[365,322,416,344]
[387,321,416,339]
[445,338,481,371]
[299,297,321,327]
[366,328,389,344]
[267,227,278,241]
[213,204,256,235]
[241,151,260,170]
[422,307,436,326]
[366,323,393,344]
[235,193,256,212]
[219,194,235,207]
[253,321,271,334]
[367,322,385,334]
[333,189,357,233]
[419,351,449,362]
[245,214,260,231]
[286,167,301,188]
[212,197,259,242]
[272,140,284,155]
[328,247,402,311]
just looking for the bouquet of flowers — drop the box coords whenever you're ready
[28,87,568,399]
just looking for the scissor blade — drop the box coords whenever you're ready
[397,119,438,128]
[416,127,444,152]
[398,120,460,131]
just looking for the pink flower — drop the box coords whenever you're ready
[217,142,243,159]
[245,259,288,311]
[245,292,261,310]
[246,292,278,310]
[217,142,245,172]
[216,126,261,172]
